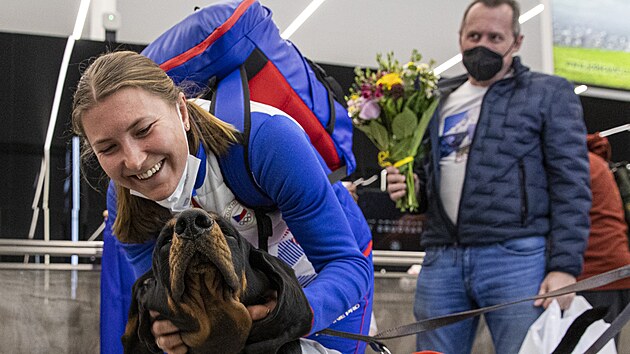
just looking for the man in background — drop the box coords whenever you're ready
[386,0,591,353]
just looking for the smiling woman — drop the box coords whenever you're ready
[71,52,238,244]
[71,50,374,354]
[81,87,190,202]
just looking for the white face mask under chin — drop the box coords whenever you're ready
[130,103,201,212]
[130,153,201,212]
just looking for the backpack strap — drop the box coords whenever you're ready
[209,67,275,251]
[243,48,339,134]
[209,53,349,252]
[210,67,259,194]
[254,209,273,252]
[242,48,348,184]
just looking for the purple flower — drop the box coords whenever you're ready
[361,83,373,99]
[359,99,381,120]
[374,85,383,98]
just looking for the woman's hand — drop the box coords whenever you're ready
[150,310,188,354]
[247,290,278,321]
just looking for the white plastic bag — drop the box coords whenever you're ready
[518,296,617,354]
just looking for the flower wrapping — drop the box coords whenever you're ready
[347,51,440,212]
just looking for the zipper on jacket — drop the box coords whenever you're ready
[431,98,460,245]
[454,89,491,243]
[519,160,528,226]
[449,63,522,241]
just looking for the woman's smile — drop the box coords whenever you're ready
[136,160,164,180]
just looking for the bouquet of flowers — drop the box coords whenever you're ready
[347,50,440,212]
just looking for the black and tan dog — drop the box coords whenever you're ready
[122,208,313,354]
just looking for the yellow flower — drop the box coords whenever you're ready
[376,73,403,89]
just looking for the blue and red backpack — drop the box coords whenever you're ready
[141,0,355,182]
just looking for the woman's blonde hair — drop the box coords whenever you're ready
[72,51,239,243]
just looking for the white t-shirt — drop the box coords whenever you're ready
[438,81,488,223]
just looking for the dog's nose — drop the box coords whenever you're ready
[175,209,215,239]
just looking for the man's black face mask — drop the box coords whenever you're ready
[462,46,505,82]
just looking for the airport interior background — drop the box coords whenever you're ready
[1,0,630,353]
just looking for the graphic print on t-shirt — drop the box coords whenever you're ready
[439,107,479,162]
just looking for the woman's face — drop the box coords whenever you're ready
[82,87,190,201]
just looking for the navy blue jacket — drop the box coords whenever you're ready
[420,57,591,276]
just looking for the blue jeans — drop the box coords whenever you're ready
[414,237,546,354]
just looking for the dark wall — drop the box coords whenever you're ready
[0,32,144,241]
[2,32,627,252]
[581,96,630,162]
[1,32,66,241]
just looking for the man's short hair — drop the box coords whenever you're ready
[460,0,521,38]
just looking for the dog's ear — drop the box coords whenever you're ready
[244,249,313,354]
[122,272,161,354]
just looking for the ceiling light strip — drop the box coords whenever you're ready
[600,124,630,138]
[281,0,326,39]
[574,84,588,95]
[434,54,463,76]
[36,0,91,263]
[519,4,544,24]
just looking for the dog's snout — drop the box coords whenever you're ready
[175,209,215,239]
[195,213,214,229]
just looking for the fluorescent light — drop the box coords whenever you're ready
[72,0,92,39]
[434,54,463,76]
[37,0,92,256]
[44,38,75,151]
[600,124,630,137]
[519,4,544,24]
[433,3,544,75]
[45,0,91,151]
[574,85,588,95]
[281,0,326,39]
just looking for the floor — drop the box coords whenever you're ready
[0,270,100,354]
[0,269,628,354]
[368,276,495,354]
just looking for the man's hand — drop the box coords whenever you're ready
[386,166,406,202]
[150,311,188,354]
[342,182,359,203]
[534,271,576,309]
[386,166,419,202]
